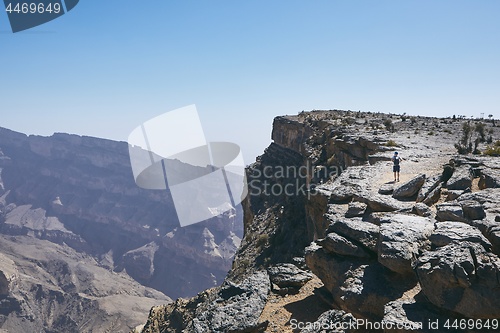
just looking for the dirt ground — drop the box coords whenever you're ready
[259,276,331,333]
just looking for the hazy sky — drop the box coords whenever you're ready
[1,1,499,161]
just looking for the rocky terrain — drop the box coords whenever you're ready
[0,128,243,332]
[136,110,500,333]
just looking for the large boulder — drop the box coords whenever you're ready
[319,232,372,258]
[446,165,474,190]
[412,202,432,217]
[429,222,491,249]
[422,183,442,206]
[330,185,359,203]
[305,185,333,241]
[329,166,371,203]
[392,174,426,200]
[305,243,417,320]
[445,189,467,201]
[416,174,441,203]
[187,271,271,332]
[329,219,379,252]
[478,168,500,189]
[461,200,486,220]
[456,188,500,206]
[383,297,446,333]
[378,183,394,195]
[472,220,500,255]
[436,203,467,222]
[441,163,454,183]
[378,214,434,274]
[267,263,312,289]
[354,193,411,212]
[415,242,500,318]
[437,197,487,222]
[345,201,367,218]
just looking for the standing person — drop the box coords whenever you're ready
[392,152,402,182]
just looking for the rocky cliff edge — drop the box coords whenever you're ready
[136,110,500,333]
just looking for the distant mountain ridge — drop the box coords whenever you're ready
[0,127,242,332]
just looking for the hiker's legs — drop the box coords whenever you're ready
[393,165,400,182]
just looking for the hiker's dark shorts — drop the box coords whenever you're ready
[393,165,400,172]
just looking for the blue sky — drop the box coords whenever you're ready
[1,1,499,161]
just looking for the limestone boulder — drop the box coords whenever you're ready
[354,193,411,212]
[377,214,434,274]
[392,174,426,200]
[429,222,491,249]
[472,220,500,255]
[416,174,441,203]
[436,203,467,222]
[478,168,500,189]
[267,263,313,289]
[305,243,417,320]
[345,202,367,218]
[329,218,379,252]
[415,242,500,318]
[319,232,371,258]
[412,203,432,217]
[422,183,442,206]
[446,165,473,190]
[188,271,271,332]
[378,183,394,195]
[461,200,486,220]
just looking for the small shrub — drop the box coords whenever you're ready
[443,129,452,134]
[455,144,469,155]
[475,122,486,142]
[344,117,356,125]
[239,259,251,267]
[484,141,500,156]
[455,122,474,154]
[257,234,269,247]
[428,131,435,136]
[383,118,394,132]
[385,140,398,147]
[473,137,481,155]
